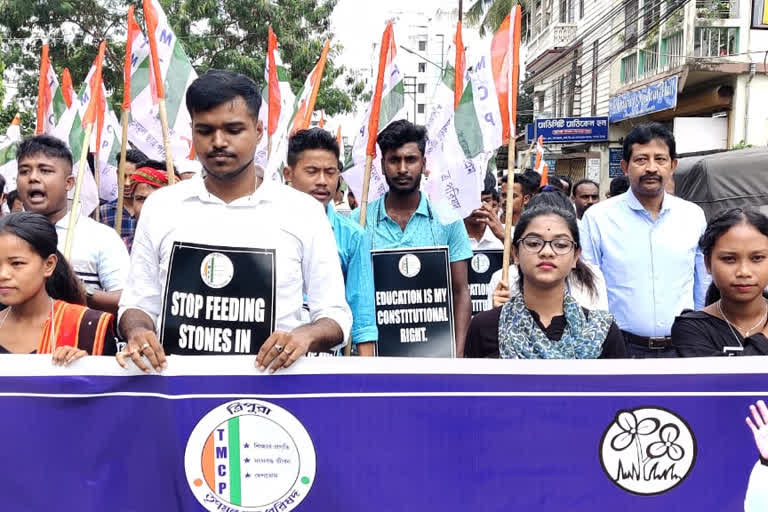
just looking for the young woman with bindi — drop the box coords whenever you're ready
[466,204,625,359]
[0,212,117,362]
[672,208,768,356]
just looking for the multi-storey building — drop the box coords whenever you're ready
[523,0,768,190]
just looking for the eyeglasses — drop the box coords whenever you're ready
[517,236,577,255]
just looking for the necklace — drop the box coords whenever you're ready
[717,299,768,346]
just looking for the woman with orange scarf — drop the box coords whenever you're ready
[0,212,116,362]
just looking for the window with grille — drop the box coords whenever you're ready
[621,53,638,84]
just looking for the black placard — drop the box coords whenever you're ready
[372,247,455,358]
[159,242,276,355]
[468,249,503,314]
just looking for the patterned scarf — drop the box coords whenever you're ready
[498,292,614,359]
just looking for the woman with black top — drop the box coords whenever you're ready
[672,208,768,356]
[465,203,625,359]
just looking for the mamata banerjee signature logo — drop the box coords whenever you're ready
[185,400,316,511]
[599,407,696,495]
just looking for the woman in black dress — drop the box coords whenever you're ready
[672,208,768,356]
[465,203,625,359]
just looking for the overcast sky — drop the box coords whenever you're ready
[331,0,450,68]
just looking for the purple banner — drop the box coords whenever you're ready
[0,355,766,511]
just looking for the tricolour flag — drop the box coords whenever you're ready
[534,135,549,186]
[52,43,107,216]
[128,0,197,162]
[0,115,22,192]
[289,41,331,135]
[36,45,67,135]
[342,22,405,205]
[262,39,330,182]
[61,68,75,109]
[424,32,503,224]
[255,28,296,180]
[491,6,522,145]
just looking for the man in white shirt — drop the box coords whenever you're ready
[118,69,351,374]
[464,188,504,250]
[15,135,129,314]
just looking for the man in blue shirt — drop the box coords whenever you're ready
[351,120,473,357]
[580,123,709,357]
[284,128,378,356]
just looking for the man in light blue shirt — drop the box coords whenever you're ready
[580,123,709,357]
[351,120,473,356]
[284,128,378,356]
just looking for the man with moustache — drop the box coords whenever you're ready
[580,123,709,358]
[571,179,600,220]
[117,70,351,373]
[352,119,472,357]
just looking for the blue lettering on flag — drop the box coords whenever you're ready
[131,54,139,67]
[217,464,227,477]
[484,113,495,126]
[478,85,488,101]
[215,447,227,459]
[159,29,173,47]
[216,428,225,441]
[218,482,227,494]
[474,56,486,72]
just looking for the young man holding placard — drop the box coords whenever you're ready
[283,128,377,356]
[117,70,351,373]
[352,120,472,357]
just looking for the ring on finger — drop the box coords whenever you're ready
[140,343,150,352]
[275,344,284,353]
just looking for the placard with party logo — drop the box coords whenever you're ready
[468,249,503,314]
[159,242,276,355]
[371,247,455,358]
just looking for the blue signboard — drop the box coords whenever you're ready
[609,76,679,123]
[3,356,768,511]
[535,117,609,143]
[609,147,624,178]
[526,123,534,143]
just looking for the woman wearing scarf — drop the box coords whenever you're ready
[466,203,625,359]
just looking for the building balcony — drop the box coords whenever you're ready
[618,20,740,88]
[695,0,740,20]
[525,22,579,69]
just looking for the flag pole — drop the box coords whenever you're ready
[93,156,101,221]
[346,151,374,357]
[501,6,522,284]
[115,109,130,236]
[64,123,95,259]
[158,98,176,184]
[267,136,272,160]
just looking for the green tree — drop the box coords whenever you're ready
[465,0,522,37]
[0,0,366,117]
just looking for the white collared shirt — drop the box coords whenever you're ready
[118,175,352,345]
[469,227,504,250]
[55,212,130,292]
